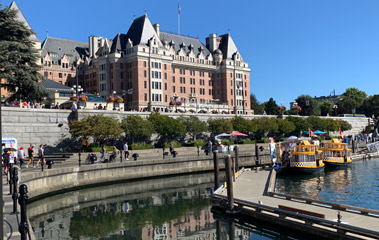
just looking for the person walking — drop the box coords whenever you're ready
[81,137,88,153]
[207,140,213,155]
[26,144,34,168]
[101,145,107,162]
[36,144,46,168]
[18,147,26,168]
[169,142,174,156]
[2,149,10,174]
[123,142,129,160]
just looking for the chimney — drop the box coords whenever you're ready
[153,23,160,38]
[207,34,218,52]
[89,35,93,58]
[90,36,99,58]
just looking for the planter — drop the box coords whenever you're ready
[78,100,87,109]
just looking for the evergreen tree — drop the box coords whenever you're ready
[0,5,47,102]
[250,94,264,114]
[264,98,280,115]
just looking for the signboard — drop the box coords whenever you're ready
[367,142,379,153]
[2,137,18,164]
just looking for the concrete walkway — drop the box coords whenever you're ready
[219,169,379,234]
[2,174,21,240]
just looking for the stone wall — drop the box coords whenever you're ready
[1,107,370,151]
[21,153,260,199]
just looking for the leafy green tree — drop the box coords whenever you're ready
[325,118,339,133]
[252,117,278,138]
[69,115,123,145]
[250,94,264,114]
[338,88,367,114]
[286,116,310,136]
[207,118,233,135]
[296,95,320,116]
[121,115,154,143]
[264,98,280,115]
[338,120,352,132]
[306,116,327,131]
[275,118,295,138]
[148,112,185,142]
[0,5,48,102]
[358,94,379,118]
[319,100,334,116]
[231,116,256,133]
[178,115,208,140]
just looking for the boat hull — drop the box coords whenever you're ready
[275,165,325,175]
[323,157,352,167]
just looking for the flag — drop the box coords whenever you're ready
[178,2,181,15]
[309,128,317,137]
[339,128,343,136]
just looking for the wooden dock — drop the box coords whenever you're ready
[212,168,379,239]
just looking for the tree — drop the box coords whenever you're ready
[207,118,233,135]
[306,116,327,131]
[295,95,319,116]
[338,88,367,114]
[275,118,295,138]
[231,116,256,133]
[252,117,278,138]
[250,94,264,114]
[319,100,333,116]
[286,116,310,136]
[325,118,339,133]
[148,112,186,142]
[0,5,48,102]
[338,120,352,132]
[358,94,379,118]
[264,98,279,115]
[69,115,123,145]
[178,116,208,140]
[120,115,154,143]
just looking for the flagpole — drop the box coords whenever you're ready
[178,1,181,35]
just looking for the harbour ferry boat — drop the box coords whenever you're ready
[276,138,324,174]
[321,139,352,167]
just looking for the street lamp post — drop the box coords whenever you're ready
[112,91,116,110]
[333,104,338,116]
[173,92,179,113]
[122,90,126,111]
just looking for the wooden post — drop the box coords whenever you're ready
[213,151,220,190]
[255,143,260,171]
[352,139,355,153]
[228,220,235,240]
[234,146,239,172]
[215,220,222,240]
[225,155,234,212]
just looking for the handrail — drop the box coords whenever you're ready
[212,194,379,239]
[267,192,379,217]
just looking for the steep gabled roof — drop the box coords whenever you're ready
[110,33,128,53]
[9,1,39,41]
[125,15,162,46]
[41,37,89,64]
[218,34,240,60]
[160,32,210,57]
[39,79,72,92]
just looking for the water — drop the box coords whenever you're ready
[28,172,296,239]
[275,158,379,210]
[28,158,379,239]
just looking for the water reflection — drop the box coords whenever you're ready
[276,158,379,209]
[29,171,298,240]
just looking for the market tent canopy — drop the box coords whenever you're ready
[216,133,231,138]
[313,130,325,134]
[229,131,248,136]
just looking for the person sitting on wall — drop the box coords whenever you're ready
[109,146,118,162]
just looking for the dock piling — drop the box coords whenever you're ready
[225,155,235,213]
[234,146,239,172]
[213,150,220,191]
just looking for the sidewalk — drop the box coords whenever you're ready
[2,174,20,240]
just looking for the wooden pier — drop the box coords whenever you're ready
[212,164,379,239]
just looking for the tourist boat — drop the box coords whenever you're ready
[321,139,352,167]
[276,138,324,174]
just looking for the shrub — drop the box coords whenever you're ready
[221,140,234,145]
[183,139,206,147]
[155,141,182,149]
[130,143,152,150]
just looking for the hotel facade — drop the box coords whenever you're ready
[83,14,251,114]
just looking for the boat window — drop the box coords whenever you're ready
[304,147,309,152]
[311,146,314,151]
[301,147,304,152]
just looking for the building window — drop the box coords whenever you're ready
[121,72,123,79]
[44,72,48,79]
[172,86,175,93]
[144,93,147,101]
[144,70,147,78]
[165,95,167,102]
[164,73,167,80]
[164,83,167,90]
[120,63,123,69]
[172,76,175,83]
[59,73,62,78]
[164,64,167,70]
[144,81,147,88]
[144,61,146,67]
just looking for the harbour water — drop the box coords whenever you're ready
[28,158,379,239]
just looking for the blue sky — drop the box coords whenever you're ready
[4,0,379,107]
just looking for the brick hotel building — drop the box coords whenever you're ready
[4,2,251,114]
[84,14,251,114]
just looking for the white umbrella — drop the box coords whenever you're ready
[216,133,231,138]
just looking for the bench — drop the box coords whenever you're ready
[278,205,325,219]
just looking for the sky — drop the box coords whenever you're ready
[3,0,379,107]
